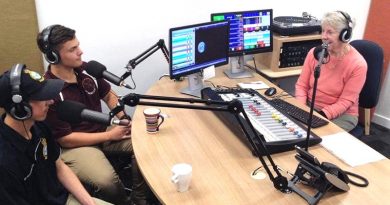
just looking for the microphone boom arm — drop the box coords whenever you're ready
[119,93,290,192]
[121,39,169,83]
[126,39,170,71]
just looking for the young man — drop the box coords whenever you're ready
[36,25,148,205]
[0,64,112,205]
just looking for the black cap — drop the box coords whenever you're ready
[0,66,64,110]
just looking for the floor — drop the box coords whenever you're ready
[358,123,390,158]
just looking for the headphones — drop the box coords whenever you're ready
[9,64,32,120]
[321,161,369,191]
[41,25,61,64]
[337,11,353,42]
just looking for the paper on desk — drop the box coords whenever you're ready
[320,132,386,167]
[238,81,270,90]
[203,65,215,80]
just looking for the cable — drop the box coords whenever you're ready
[345,171,369,187]
[204,80,216,88]
[215,84,238,89]
[22,121,31,140]
[252,164,294,178]
[252,56,258,70]
[159,74,170,80]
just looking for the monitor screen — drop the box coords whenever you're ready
[169,21,229,80]
[211,9,273,57]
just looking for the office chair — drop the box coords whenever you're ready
[349,40,384,136]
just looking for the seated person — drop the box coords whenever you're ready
[36,24,149,205]
[0,64,112,205]
[295,11,367,132]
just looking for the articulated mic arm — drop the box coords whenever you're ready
[118,93,289,192]
[126,39,170,70]
[119,39,170,88]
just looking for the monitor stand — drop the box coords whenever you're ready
[224,56,253,79]
[180,72,206,98]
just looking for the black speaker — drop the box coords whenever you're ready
[338,11,353,43]
[41,25,61,64]
[9,64,32,120]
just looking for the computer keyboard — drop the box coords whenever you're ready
[269,98,329,128]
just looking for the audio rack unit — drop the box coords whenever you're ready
[254,34,321,72]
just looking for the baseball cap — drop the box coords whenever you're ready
[0,65,64,110]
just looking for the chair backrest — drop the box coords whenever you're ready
[350,40,384,108]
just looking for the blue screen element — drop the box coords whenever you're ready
[211,9,273,56]
[169,21,229,79]
[198,42,205,53]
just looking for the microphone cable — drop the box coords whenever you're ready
[122,65,137,89]
[344,171,369,187]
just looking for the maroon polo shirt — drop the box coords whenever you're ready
[44,62,111,140]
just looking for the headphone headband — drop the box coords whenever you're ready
[10,64,25,104]
[41,25,61,64]
[9,64,32,120]
[337,11,353,42]
[338,11,352,29]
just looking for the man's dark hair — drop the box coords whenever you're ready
[37,24,76,53]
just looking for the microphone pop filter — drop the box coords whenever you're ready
[57,100,86,124]
[85,60,107,78]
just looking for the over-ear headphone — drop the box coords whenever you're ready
[321,162,350,191]
[337,11,353,42]
[9,64,32,120]
[41,25,61,64]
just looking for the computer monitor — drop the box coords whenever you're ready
[169,21,229,97]
[211,9,273,78]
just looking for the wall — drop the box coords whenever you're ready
[0,0,43,71]
[34,0,371,114]
[0,0,43,114]
[374,63,390,128]
[363,0,390,129]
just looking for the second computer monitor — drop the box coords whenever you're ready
[169,21,229,97]
[211,9,273,78]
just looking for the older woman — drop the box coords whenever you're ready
[295,11,367,132]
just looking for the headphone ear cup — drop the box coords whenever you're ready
[321,162,350,191]
[44,49,60,64]
[10,101,32,121]
[339,28,352,42]
[337,11,353,43]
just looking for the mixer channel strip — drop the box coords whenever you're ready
[201,88,322,155]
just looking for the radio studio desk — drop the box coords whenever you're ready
[131,67,390,204]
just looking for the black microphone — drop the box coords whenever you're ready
[85,60,131,89]
[313,43,329,64]
[57,100,129,126]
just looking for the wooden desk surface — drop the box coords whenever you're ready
[131,68,390,204]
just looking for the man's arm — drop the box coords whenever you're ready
[57,126,131,148]
[56,159,96,205]
[102,89,129,119]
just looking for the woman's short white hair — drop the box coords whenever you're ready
[321,11,355,33]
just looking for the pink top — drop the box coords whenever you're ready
[295,46,367,120]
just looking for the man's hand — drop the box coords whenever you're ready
[107,121,132,141]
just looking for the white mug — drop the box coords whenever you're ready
[171,163,192,192]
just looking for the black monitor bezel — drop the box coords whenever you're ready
[169,21,230,80]
[211,9,273,57]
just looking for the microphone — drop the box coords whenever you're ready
[57,100,129,126]
[313,43,329,64]
[85,60,131,89]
